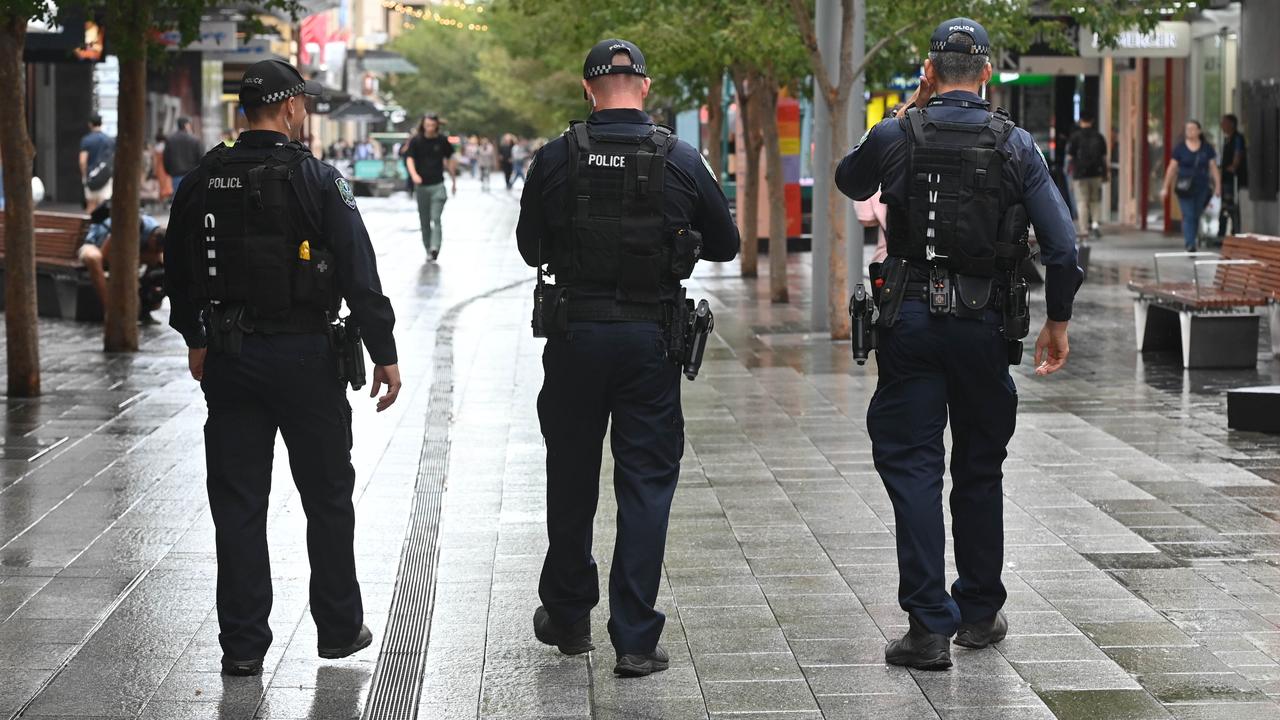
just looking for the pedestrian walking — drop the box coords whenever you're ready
[405,114,456,261]
[510,138,529,186]
[499,133,515,189]
[517,38,739,678]
[1160,120,1222,252]
[79,114,114,212]
[836,17,1081,671]
[1218,113,1247,238]
[478,137,496,191]
[1066,115,1108,239]
[163,58,402,678]
[163,118,204,194]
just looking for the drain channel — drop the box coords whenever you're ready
[362,279,525,720]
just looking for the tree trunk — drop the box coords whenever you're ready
[0,17,39,397]
[705,72,724,182]
[827,96,850,338]
[732,69,762,278]
[104,11,147,352]
[759,81,788,304]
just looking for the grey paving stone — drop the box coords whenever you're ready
[815,692,940,720]
[701,678,819,714]
[911,672,1041,708]
[1138,671,1270,704]
[1038,689,1172,720]
[997,634,1115,663]
[1104,645,1238,674]
[1078,622,1198,648]
[691,651,802,682]
[800,663,918,695]
[1011,659,1143,691]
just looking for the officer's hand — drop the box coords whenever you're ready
[189,348,207,382]
[1034,320,1070,377]
[371,364,402,412]
[410,173,423,186]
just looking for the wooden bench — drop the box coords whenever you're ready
[0,210,95,319]
[1128,235,1280,368]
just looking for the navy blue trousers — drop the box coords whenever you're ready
[201,333,362,660]
[537,322,684,654]
[868,301,1017,636]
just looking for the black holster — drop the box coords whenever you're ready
[206,304,246,356]
[849,283,877,365]
[683,299,714,380]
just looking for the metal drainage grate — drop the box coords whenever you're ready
[363,279,526,720]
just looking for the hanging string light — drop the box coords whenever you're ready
[382,1,489,32]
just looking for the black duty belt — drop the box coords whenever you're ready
[902,281,1007,310]
[566,298,666,323]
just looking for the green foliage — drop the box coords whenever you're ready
[862,0,1186,88]
[387,6,546,137]
[490,0,808,130]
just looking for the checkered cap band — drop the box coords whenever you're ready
[256,82,306,105]
[584,63,646,79]
[930,40,989,55]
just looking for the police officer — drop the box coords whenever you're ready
[164,58,402,676]
[516,39,739,677]
[836,19,1081,670]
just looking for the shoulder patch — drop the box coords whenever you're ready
[699,153,719,183]
[335,177,357,209]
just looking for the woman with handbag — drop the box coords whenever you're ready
[1160,120,1222,251]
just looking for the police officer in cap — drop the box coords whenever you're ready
[164,58,402,676]
[836,18,1081,670]
[517,39,739,677]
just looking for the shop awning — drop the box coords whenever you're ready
[356,50,418,75]
[328,99,386,122]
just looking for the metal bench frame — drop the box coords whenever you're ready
[1130,251,1276,368]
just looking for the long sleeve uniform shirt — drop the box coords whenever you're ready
[835,91,1083,322]
[164,130,398,365]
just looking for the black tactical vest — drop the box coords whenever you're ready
[555,121,682,305]
[188,142,337,325]
[886,106,1019,277]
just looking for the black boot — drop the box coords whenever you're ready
[614,643,669,678]
[955,610,1008,649]
[318,624,373,659]
[533,606,593,655]
[220,656,263,676]
[885,615,952,670]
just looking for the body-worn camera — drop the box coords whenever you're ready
[329,317,366,391]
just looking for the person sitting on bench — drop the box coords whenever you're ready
[78,202,166,323]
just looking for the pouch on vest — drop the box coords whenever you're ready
[670,227,703,280]
[293,245,336,309]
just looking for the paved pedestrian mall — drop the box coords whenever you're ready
[3,182,1280,719]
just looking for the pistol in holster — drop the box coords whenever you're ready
[998,203,1033,365]
[848,283,877,366]
[329,316,367,391]
[683,299,714,380]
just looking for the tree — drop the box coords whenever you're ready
[0,2,48,396]
[789,0,1180,339]
[388,13,540,138]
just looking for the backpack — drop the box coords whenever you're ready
[86,139,115,191]
[1072,129,1107,178]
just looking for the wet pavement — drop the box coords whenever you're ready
[2,181,1280,719]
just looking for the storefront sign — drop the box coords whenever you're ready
[159,21,237,53]
[1080,21,1191,58]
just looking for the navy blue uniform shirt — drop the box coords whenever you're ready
[517,108,739,271]
[165,129,398,365]
[836,91,1083,322]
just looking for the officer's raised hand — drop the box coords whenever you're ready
[371,363,401,411]
[1033,320,1070,376]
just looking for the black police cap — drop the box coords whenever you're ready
[239,59,322,108]
[583,39,647,80]
[930,18,991,56]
